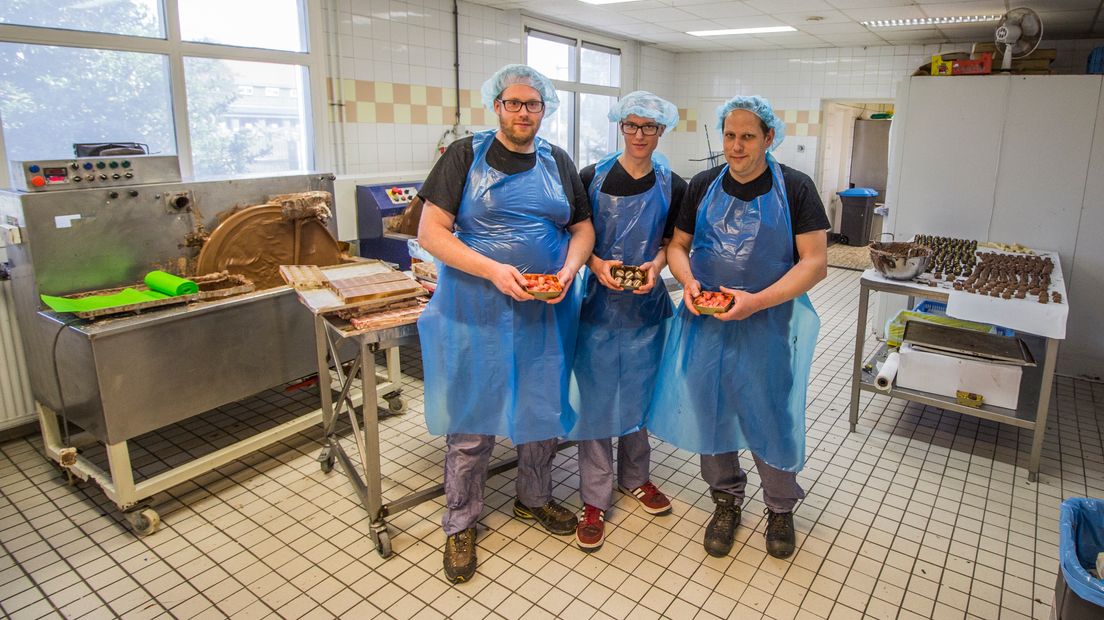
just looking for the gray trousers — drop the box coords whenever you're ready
[442,433,558,535]
[700,451,804,513]
[577,428,652,511]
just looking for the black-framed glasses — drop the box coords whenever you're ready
[497,98,545,113]
[620,121,661,136]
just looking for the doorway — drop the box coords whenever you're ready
[815,100,894,239]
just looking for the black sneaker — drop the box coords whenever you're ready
[443,527,477,584]
[764,509,796,559]
[513,499,578,536]
[703,490,741,557]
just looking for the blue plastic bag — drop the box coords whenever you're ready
[1059,498,1104,607]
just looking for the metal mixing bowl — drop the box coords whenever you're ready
[868,242,932,280]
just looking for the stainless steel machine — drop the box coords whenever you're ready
[0,155,367,533]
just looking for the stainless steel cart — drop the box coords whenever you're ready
[849,269,1061,481]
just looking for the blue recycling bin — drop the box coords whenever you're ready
[837,187,879,247]
[1055,498,1104,619]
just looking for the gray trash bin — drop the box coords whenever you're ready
[837,187,879,247]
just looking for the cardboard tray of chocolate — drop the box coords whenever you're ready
[65,272,255,320]
[611,265,646,290]
[693,291,734,315]
[524,273,562,300]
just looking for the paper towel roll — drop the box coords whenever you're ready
[875,351,900,391]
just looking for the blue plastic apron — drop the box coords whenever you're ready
[418,130,580,444]
[647,154,819,471]
[567,153,674,440]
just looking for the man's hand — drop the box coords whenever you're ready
[633,260,659,295]
[546,264,578,305]
[589,257,624,291]
[682,278,702,316]
[712,286,761,321]
[487,262,531,301]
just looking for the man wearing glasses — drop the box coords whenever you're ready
[568,91,686,551]
[417,64,595,584]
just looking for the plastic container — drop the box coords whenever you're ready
[884,300,1013,348]
[693,291,733,315]
[838,188,879,247]
[611,265,646,291]
[523,273,562,300]
[1088,47,1104,75]
[1054,498,1104,619]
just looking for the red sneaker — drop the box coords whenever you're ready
[620,481,672,515]
[576,504,605,551]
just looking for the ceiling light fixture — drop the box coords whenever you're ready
[861,15,1001,28]
[688,26,797,36]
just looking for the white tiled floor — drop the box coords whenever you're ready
[1,267,1102,619]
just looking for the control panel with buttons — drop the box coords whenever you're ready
[10,155,181,192]
[384,186,418,205]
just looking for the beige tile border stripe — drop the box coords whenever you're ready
[327,79,823,137]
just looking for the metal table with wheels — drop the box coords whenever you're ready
[313,315,416,557]
[849,267,1064,482]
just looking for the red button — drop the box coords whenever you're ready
[30,176,46,187]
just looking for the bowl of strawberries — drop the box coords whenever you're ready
[692,290,734,315]
[524,273,563,300]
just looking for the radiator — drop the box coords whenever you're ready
[0,278,35,430]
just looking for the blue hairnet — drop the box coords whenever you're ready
[608,91,679,130]
[480,64,560,116]
[715,95,786,151]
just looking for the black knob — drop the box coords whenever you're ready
[112,173,120,180]
[109,191,119,199]
[70,162,79,169]
[124,172,133,179]
[73,176,82,183]
[128,190,138,197]
[99,174,107,180]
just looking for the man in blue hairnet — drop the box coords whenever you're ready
[417,64,595,583]
[568,91,685,551]
[649,95,828,559]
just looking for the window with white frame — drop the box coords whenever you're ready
[0,0,322,180]
[525,27,620,169]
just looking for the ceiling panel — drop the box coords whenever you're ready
[680,2,767,19]
[773,10,854,25]
[461,0,1104,54]
[745,0,836,12]
[917,1,1006,17]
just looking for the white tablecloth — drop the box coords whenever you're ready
[862,248,1068,340]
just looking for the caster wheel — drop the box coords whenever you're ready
[128,508,160,536]
[373,529,392,558]
[386,397,404,413]
[320,455,335,474]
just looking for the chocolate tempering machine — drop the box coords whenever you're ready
[0,156,407,534]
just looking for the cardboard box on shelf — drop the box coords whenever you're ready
[971,42,1056,73]
[896,343,1023,409]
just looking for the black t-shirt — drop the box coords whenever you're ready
[676,163,830,261]
[418,135,591,225]
[579,160,687,239]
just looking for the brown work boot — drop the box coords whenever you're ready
[513,498,578,535]
[443,527,477,584]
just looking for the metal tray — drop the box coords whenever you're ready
[902,320,1036,366]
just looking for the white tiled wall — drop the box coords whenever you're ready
[324,0,523,177]
[663,38,1104,183]
[320,0,1104,189]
